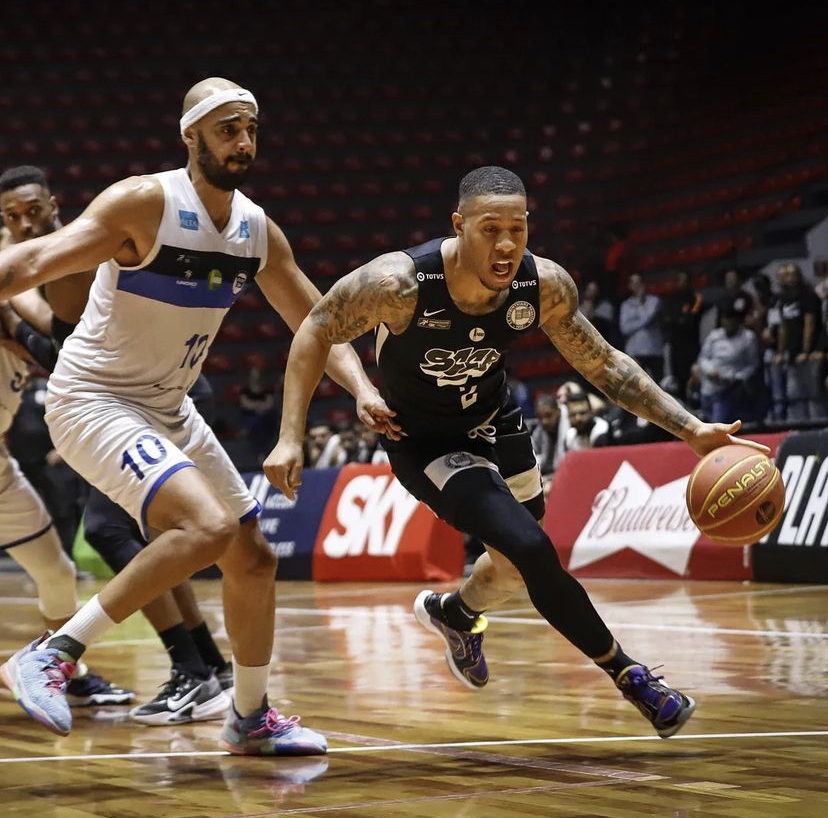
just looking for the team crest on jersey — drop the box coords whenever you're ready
[178,210,199,231]
[506,301,535,330]
[239,220,250,238]
[445,452,475,469]
[207,269,223,290]
[469,327,485,342]
[232,271,248,295]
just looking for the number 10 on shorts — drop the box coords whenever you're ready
[121,434,168,480]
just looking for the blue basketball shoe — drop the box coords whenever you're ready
[0,633,76,736]
[616,664,696,738]
[413,590,489,689]
[221,703,328,756]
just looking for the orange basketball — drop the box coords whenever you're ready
[686,443,785,544]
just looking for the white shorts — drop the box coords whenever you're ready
[0,441,53,550]
[44,393,260,539]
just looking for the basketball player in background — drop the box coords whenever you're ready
[0,79,397,754]
[266,165,769,739]
[0,298,134,708]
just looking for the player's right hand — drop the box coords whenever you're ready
[263,439,304,500]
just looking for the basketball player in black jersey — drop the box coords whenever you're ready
[267,165,770,738]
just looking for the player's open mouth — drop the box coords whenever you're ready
[493,261,511,275]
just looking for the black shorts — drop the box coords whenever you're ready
[382,401,545,523]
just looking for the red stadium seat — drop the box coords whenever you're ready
[251,321,285,341]
[216,322,246,343]
[202,352,233,374]
[233,291,265,311]
[239,351,270,371]
[315,378,341,399]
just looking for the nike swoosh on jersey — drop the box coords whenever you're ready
[423,308,445,317]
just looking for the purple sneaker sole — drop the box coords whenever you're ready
[413,590,489,690]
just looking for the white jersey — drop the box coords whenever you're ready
[48,168,268,414]
[0,346,29,435]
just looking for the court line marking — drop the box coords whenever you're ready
[323,730,661,781]
[487,617,828,639]
[1,729,827,763]
[2,581,825,617]
[2,615,825,660]
[496,582,828,614]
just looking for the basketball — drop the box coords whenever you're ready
[686,443,785,544]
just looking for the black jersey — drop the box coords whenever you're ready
[375,238,541,439]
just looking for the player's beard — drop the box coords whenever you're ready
[196,135,252,191]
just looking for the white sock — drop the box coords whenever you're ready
[232,660,271,717]
[39,594,116,654]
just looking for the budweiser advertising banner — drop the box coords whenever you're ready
[312,464,464,582]
[545,433,787,580]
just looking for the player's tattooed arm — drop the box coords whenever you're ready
[308,253,419,343]
[535,258,697,438]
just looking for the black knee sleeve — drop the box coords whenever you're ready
[444,467,614,658]
[82,489,145,575]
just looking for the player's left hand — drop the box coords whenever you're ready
[687,419,771,458]
[355,385,402,440]
[263,438,304,500]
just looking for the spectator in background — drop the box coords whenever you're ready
[530,392,565,495]
[333,423,362,464]
[505,364,535,420]
[714,268,752,327]
[745,271,774,336]
[580,279,620,347]
[692,301,762,423]
[556,378,608,416]
[238,366,277,460]
[304,419,337,467]
[604,222,635,286]
[354,422,390,464]
[619,273,664,383]
[562,391,611,453]
[812,272,828,414]
[313,417,354,467]
[773,262,824,421]
[661,270,704,399]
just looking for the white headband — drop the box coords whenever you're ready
[179,88,258,136]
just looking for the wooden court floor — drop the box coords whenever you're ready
[1,571,827,817]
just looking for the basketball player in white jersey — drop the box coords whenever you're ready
[0,164,238,725]
[0,76,398,754]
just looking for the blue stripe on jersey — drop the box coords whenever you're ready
[117,270,241,308]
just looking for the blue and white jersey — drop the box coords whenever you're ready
[48,168,267,414]
[0,346,28,435]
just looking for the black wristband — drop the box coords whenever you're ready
[14,318,59,372]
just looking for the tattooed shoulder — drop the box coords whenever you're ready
[536,257,578,324]
[311,252,418,341]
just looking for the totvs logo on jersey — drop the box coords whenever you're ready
[313,465,464,581]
